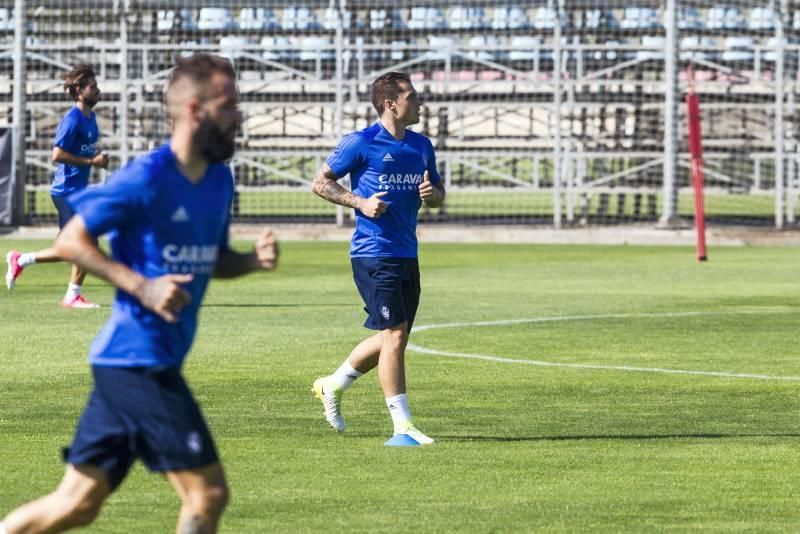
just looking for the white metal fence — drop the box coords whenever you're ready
[2,1,798,228]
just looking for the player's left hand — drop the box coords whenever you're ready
[253,229,279,270]
[91,152,110,169]
[138,273,193,323]
[418,170,440,203]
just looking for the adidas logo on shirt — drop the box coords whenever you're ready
[171,206,190,223]
[383,153,394,162]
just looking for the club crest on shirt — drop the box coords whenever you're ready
[381,306,391,320]
[187,432,202,454]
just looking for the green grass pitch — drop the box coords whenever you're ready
[1,238,799,531]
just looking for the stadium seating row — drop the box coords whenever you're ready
[154,6,799,33]
[209,35,798,64]
[4,4,799,78]
[13,34,795,69]
[0,6,794,34]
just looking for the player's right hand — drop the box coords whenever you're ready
[139,274,193,323]
[91,152,110,169]
[254,229,279,270]
[357,192,388,218]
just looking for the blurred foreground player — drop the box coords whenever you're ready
[1,53,279,534]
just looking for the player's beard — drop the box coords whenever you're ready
[196,115,237,163]
[82,96,98,108]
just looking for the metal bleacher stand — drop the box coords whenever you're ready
[3,1,800,228]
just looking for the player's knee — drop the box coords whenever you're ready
[382,322,408,341]
[205,483,229,514]
[58,491,103,527]
[383,326,408,346]
[186,483,229,516]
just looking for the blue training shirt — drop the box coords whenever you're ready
[51,106,100,197]
[325,122,441,258]
[69,144,234,368]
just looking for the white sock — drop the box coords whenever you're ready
[17,252,37,267]
[0,521,7,534]
[386,393,412,434]
[329,361,363,391]
[65,283,82,300]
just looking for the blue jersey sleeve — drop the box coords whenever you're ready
[423,139,442,186]
[53,111,79,151]
[325,132,367,178]
[68,161,156,238]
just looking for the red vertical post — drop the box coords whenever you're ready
[686,67,707,262]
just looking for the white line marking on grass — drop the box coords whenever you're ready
[411,310,789,333]
[408,310,800,381]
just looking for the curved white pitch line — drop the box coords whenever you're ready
[408,309,800,381]
[411,310,790,333]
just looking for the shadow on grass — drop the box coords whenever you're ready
[201,303,351,308]
[2,284,85,289]
[438,433,800,442]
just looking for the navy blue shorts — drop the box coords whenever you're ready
[51,194,75,229]
[63,366,219,491]
[351,257,420,332]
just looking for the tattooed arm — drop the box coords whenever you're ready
[311,163,359,208]
[311,163,387,218]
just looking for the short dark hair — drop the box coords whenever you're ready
[371,72,412,115]
[167,53,236,96]
[63,64,96,101]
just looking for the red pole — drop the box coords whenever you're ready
[686,67,707,262]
